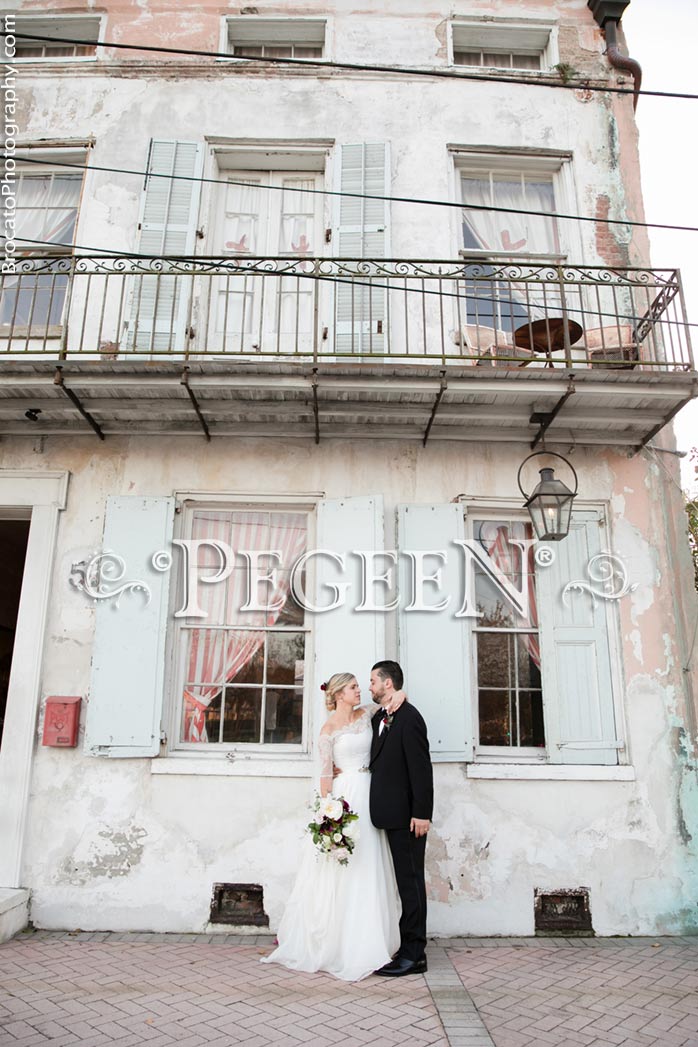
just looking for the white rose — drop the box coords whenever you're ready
[333,832,343,843]
[320,798,344,822]
[322,836,332,850]
[343,822,360,842]
[331,847,349,863]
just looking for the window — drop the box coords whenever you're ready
[455,152,565,335]
[451,21,554,71]
[207,165,324,353]
[174,507,309,749]
[14,16,101,60]
[467,509,621,766]
[225,18,325,60]
[0,158,84,331]
[472,518,545,753]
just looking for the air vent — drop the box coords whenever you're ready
[534,888,593,935]
[210,883,269,926]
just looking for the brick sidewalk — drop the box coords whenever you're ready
[0,931,697,1047]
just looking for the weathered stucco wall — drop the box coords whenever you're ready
[0,434,692,936]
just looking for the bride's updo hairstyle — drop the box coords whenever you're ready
[322,672,355,711]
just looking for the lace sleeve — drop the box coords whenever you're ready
[318,732,334,795]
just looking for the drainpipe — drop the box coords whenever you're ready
[587,0,642,110]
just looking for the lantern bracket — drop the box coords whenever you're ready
[529,380,576,450]
[517,450,579,502]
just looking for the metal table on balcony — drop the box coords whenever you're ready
[514,317,584,367]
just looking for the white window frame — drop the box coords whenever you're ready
[450,147,580,263]
[164,493,320,763]
[459,496,628,769]
[13,14,104,63]
[218,17,327,62]
[449,18,558,72]
[2,148,87,339]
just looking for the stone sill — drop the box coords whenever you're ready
[467,764,636,781]
[150,755,313,778]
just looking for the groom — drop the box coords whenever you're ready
[369,660,433,976]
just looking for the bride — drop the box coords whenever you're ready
[261,672,404,981]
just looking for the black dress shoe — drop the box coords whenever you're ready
[374,956,428,977]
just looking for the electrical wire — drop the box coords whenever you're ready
[5,29,698,102]
[11,236,698,335]
[10,154,698,237]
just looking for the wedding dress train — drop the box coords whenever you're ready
[261,707,401,981]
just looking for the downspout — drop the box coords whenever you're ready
[587,0,642,110]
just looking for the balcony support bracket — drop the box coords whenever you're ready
[633,379,698,456]
[181,369,211,441]
[312,369,320,445]
[53,367,105,441]
[529,380,576,449]
[423,372,448,447]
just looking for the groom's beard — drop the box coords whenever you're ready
[371,692,384,706]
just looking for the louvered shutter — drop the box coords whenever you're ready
[334,143,390,354]
[397,504,473,761]
[536,511,621,765]
[84,496,175,757]
[128,140,203,352]
[313,496,385,730]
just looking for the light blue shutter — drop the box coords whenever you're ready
[129,140,203,352]
[335,143,390,354]
[397,504,473,762]
[536,511,620,765]
[84,496,175,757]
[314,496,385,726]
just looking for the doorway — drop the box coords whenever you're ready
[0,517,31,749]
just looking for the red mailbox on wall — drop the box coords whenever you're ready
[42,696,81,747]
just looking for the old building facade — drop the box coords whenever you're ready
[1,0,696,940]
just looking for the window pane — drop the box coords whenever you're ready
[518,690,545,747]
[483,52,507,67]
[477,632,511,688]
[264,687,303,743]
[513,53,541,70]
[182,686,221,744]
[479,689,511,746]
[294,46,322,58]
[230,638,265,684]
[267,632,305,686]
[234,45,263,57]
[222,687,262,742]
[265,45,293,58]
[454,50,481,66]
[475,571,516,627]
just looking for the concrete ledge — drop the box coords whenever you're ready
[0,888,30,944]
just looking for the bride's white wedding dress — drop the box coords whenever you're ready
[261,706,401,981]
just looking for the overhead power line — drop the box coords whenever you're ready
[12,237,698,334]
[5,29,698,102]
[10,155,698,237]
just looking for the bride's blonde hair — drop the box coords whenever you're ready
[322,672,356,711]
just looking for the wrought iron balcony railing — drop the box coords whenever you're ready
[1,255,693,372]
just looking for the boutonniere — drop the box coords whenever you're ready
[382,713,394,730]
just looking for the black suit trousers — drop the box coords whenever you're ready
[386,828,427,962]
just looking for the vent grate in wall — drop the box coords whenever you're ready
[210,883,269,926]
[534,888,593,936]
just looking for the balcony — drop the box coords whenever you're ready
[0,255,694,448]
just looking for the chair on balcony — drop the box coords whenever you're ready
[582,324,638,369]
[451,324,534,366]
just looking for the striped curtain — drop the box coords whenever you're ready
[183,510,307,743]
[482,522,541,669]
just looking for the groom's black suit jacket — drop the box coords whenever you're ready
[369,703,433,829]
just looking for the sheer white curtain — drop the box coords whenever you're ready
[182,510,307,743]
[15,173,82,249]
[461,174,561,326]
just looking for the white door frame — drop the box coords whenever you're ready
[0,470,69,888]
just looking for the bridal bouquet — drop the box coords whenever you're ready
[307,794,360,866]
